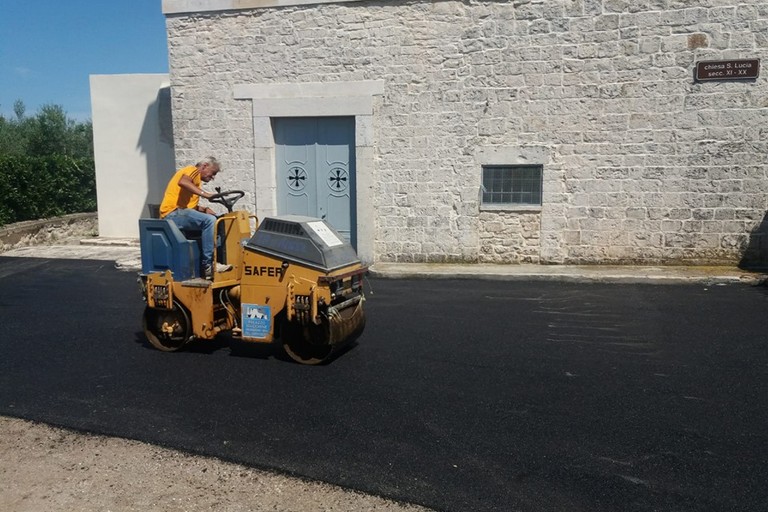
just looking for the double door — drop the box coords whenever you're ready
[274,117,356,245]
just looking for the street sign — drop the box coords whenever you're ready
[695,59,760,81]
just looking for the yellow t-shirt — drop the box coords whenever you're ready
[159,165,201,218]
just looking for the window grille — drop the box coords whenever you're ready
[481,165,542,206]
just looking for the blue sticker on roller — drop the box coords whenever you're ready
[242,304,271,339]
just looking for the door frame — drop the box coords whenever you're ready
[235,80,384,264]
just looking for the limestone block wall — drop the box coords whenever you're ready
[165,0,768,265]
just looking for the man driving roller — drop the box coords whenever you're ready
[159,156,232,279]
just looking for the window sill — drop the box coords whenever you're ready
[480,204,542,213]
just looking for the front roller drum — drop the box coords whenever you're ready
[143,301,192,352]
[283,297,366,365]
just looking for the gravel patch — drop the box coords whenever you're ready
[0,417,433,512]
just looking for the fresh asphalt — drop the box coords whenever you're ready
[0,252,767,511]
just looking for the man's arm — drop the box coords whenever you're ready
[178,174,212,198]
[178,174,215,215]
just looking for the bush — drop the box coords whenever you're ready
[0,155,96,225]
[0,102,95,226]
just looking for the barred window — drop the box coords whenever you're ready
[481,165,542,206]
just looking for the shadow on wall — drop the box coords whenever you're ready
[138,85,175,219]
[740,211,768,270]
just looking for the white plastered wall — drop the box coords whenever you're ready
[90,74,176,238]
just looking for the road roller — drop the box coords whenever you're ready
[137,190,367,364]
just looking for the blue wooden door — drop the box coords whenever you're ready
[275,117,356,245]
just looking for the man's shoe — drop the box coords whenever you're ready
[203,262,232,279]
[216,262,233,272]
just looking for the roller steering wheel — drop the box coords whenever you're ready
[208,189,245,213]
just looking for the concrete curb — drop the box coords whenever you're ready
[368,263,768,286]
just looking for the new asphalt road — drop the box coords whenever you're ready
[0,256,766,512]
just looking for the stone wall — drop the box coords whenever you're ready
[165,0,768,265]
[0,213,98,252]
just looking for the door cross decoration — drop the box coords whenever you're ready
[287,166,307,191]
[328,167,349,192]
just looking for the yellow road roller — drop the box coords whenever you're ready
[137,190,367,364]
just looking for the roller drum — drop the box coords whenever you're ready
[327,296,366,346]
[282,295,366,365]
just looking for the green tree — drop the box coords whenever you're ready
[0,101,93,159]
[13,99,25,120]
[27,104,69,157]
[0,100,95,225]
[67,119,94,159]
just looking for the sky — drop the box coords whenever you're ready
[0,0,169,122]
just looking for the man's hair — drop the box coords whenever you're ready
[196,156,219,169]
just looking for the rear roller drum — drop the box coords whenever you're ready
[143,301,192,352]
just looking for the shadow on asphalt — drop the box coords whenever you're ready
[133,329,361,365]
[132,331,228,355]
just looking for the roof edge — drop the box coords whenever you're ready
[162,0,366,15]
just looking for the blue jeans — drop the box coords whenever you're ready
[166,208,215,268]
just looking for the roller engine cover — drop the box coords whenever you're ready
[245,215,361,272]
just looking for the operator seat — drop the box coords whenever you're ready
[141,204,228,278]
[138,218,201,280]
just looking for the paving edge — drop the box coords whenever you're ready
[367,265,768,286]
